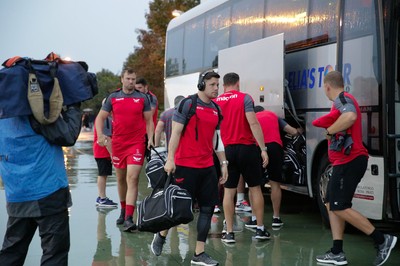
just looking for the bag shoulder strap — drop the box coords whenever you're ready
[178,94,198,136]
[210,100,223,128]
[27,60,64,125]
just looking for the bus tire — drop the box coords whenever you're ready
[316,151,332,227]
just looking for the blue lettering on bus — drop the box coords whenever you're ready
[301,69,308,89]
[343,63,351,85]
[287,64,352,91]
[309,68,315,89]
[317,67,325,88]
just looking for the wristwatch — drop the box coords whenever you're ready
[220,160,229,166]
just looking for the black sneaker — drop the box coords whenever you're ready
[151,232,166,256]
[374,234,397,266]
[123,216,137,232]
[221,232,235,244]
[272,218,283,229]
[116,209,125,225]
[97,197,118,208]
[245,219,257,229]
[191,252,219,266]
[316,250,348,265]
[254,228,271,241]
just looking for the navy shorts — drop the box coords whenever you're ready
[326,155,368,211]
[224,144,263,189]
[173,165,219,207]
[95,158,112,176]
[264,142,284,183]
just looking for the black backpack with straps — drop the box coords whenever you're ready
[177,94,223,140]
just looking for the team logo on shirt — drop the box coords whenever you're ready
[215,94,238,101]
[133,99,140,103]
[175,177,184,183]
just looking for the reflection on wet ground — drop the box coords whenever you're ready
[0,140,399,265]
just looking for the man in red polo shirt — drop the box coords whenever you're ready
[135,77,158,128]
[314,71,397,266]
[150,70,228,266]
[215,72,269,244]
[253,106,301,229]
[95,67,154,232]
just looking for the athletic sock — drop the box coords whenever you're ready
[237,193,245,203]
[370,229,385,245]
[331,239,343,254]
[256,225,265,231]
[125,205,135,219]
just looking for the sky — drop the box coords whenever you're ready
[0,0,152,74]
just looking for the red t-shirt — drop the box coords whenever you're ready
[328,92,368,165]
[148,91,158,127]
[93,119,111,159]
[102,90,151,155]
[215,90,255,145]
[173,97,220,168]
[256,110,283,146]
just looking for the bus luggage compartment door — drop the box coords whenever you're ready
[218,33,285,117]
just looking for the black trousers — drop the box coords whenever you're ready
[0,210,70,266]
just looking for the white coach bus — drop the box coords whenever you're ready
[164,0,400,225]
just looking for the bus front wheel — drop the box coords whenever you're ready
[316,152,332,227]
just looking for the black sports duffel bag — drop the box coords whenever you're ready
[137,172,193,233]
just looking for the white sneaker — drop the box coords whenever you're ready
[213,205,221,213]
[235,200,252,212]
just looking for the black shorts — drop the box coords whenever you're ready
[264,142,284,183]
[326,155,368,211]
[173,165,219,207]
[224,144,263,189]
[95,158,112,176]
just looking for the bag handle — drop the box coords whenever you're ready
[150,146,166,164]
[151,172,173,194]
[27,60,64,125]
[2,56,23,67]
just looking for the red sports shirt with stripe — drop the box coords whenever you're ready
[147,90,158,127]
[256,110,283,146]
[214,90,255,145]
[102,89,151,145]
[93,119,111,159]
[328,92,368,165]
[173,97,220,168]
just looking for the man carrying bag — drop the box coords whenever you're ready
[149,70,228,266]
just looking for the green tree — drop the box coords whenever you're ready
[124,0,199,111]
[81,69,120,115]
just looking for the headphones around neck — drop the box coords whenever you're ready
[197,70,215,91]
